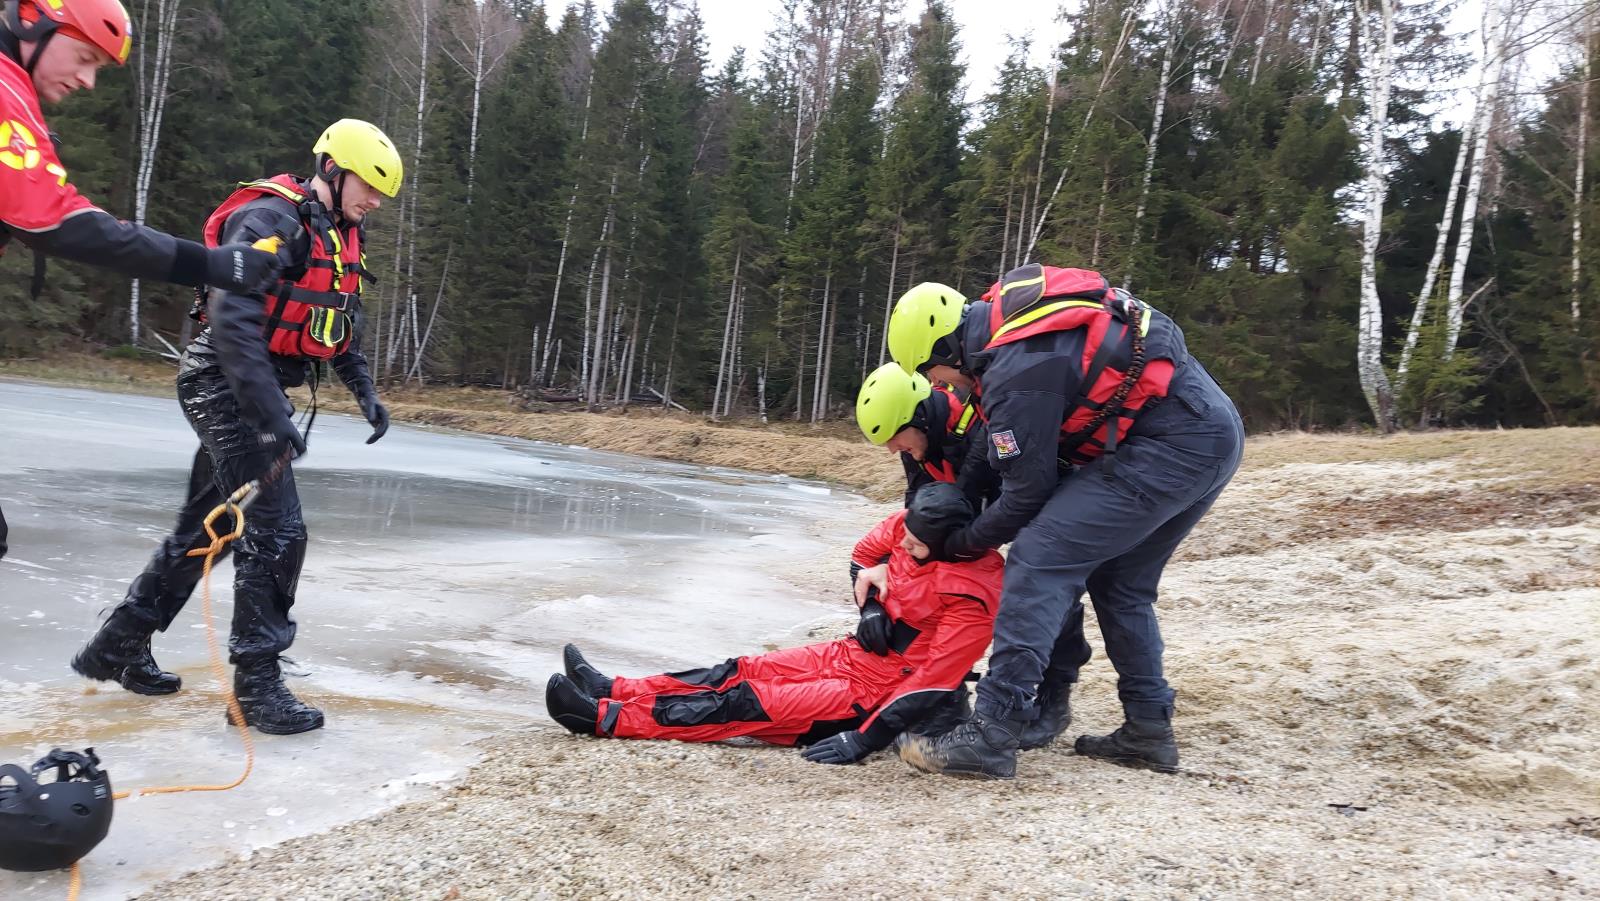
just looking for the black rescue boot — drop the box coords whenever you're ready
[1017,679,1073,750]
[1074,717,1180,773]
[907,684,971,737]
[229,656,324,735]
[897,713,1021,779]
[71,608,182,695]
[545,674,599,736]
[562,644,614,699]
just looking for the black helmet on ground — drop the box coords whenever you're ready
[0,748,114,872]
[905,483,974,561]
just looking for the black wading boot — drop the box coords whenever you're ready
[562,644,614,699]
[546,674,600,736]
[897,713,1021,779]
[229,655,324,735]
[71,608,182,696]
[1074,717,1179,773]
[1017,679,1074,750]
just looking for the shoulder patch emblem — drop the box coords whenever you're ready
[991,429,1021,459]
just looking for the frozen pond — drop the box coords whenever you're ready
[0,380,858,899]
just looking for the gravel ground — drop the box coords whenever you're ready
[140,436,1600,900]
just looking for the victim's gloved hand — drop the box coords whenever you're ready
[856,598,892,656]
[800,730,874,765]
[206,243,283,294]
[357,393,389,445]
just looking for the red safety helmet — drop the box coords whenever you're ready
[6,0,134,66]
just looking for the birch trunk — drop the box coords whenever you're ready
[541,69,596,384]
[1025,6,1138,261]
[1250,0,1277,86]
[407,249,452,382]
[1446,0,1513,355]
[403,0,431,377]
[587,236,615,411]
[712,248,741,418]
[1126,16,1175,290]
[1398,108,1476,386]
[128,0,180,345]
[1356,0,1397,431]
[811,276,831,423]
[1573,14,1591,323]
[820,278,837,422]
[878,220,901,364]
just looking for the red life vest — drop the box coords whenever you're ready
[981,264,1179,465]
[920,386,978,483]
[201,175,364,361]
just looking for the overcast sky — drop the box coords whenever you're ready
[541,0,1060,102]
[540,0,1553,127]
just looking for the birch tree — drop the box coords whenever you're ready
[1445,0,1515,355]
[127,0,181,346]
[1356,0,1398,430]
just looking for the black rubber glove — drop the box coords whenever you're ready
[936,527,985,563]
[258,416,307,460]
[206,243,283,294]
[357,392,389,445]
[856,599,892,656]
[800,730,875,765]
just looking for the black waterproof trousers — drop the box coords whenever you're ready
[115,349,305,660]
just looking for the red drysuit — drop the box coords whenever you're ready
[594,510,1004,746]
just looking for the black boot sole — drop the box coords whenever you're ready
[225,707,325,735]
[1075,749,1179,774]
[71,654,182,696]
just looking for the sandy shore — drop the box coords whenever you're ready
[125,426,1600,900]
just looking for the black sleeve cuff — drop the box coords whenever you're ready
[856,719,897,751]
[168,238,209,287]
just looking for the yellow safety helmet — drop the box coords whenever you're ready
[856,362,932,445]
[313,119,404,198]
[887,282,966,374]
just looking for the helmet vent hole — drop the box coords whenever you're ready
[927,315,935,326]
[374,165,387,177]
[72,804,91,817]
[105,20,121,36]
[871,426,880,434]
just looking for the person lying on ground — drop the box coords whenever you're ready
[545,484,1004,765]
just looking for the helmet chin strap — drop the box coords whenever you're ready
[314,153,349,226]
[3,1,60,75]
[329,170,348,226]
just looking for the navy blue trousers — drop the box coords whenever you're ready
[976,364,1244,723]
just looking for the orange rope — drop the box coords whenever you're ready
[75,483,259,899]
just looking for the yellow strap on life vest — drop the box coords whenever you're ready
[998,272,1046,297]
[240,179,306,204]
[991,299,1106,342]
[953,402,977,438]
[326,227,348,282]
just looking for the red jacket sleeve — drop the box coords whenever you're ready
[851,510,905,570]
[856,591,994,744]
[0,61,98,233]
